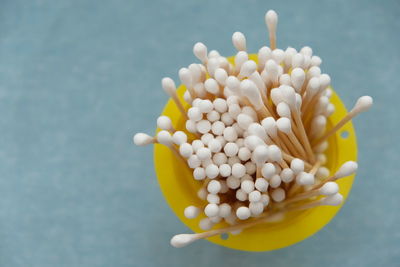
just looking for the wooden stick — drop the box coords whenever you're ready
[292,109,316,163]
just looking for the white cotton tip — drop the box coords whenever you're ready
[296,172,315,185]
[215,136,227,148]
[321,193,343,206]
[284,47,297,66]
[191,140,204,152]
[291,68,305,93]
[211,152,226,166]
[227,176,241,189]
[198,99,213,114]
[193,167,206,180]
[311,56,322,66]
[236,206,251,220]
[252,145,269,165]
[240,180,254,195]
[258,46,271,70]
[247,123,267,140]
[224,142,239,157]
[185,120,197,134]
[156,130,173,146]
[270,88,284,105]
[261,194,270,207]
[187,155,201,169]
[211,121,225,136]
[235,51,248,70]
[172,131,187,146]
[218,203,232,218]
[238,147,251,161]
[196,120,212,134]
[206,110,220,122]
[295,93,302,110]
[280,168,294,183]
[236,189,248,201]
[179,67,193,88]
[205,164,219,179]
[276,117,291,134]
[261,117,277,137]
[269,174,281,188]
[352,96,373,113]
[290,158,304,174]
[210,216,222,223]
[319,182,339,196]
[222,112,234,126]
[279,74,291,85]
[157,116,173,131]
[334,161,358,179]
[272,49,285,64]
[213,98,228,113]
[316,167,330,180]
[196,147,211,161]
[197,187,207,200]
[187,107,203,122]
[207,139,221,153]
[189,64,203,83]
[207,180,221,194]
[300,46,313,57]
[244,135,265,151]
[255,178,269,192]
[208,50,220,58]
[307,66,321,80]
[232,31,247,51]
[245,162,256,175]
[226,76,241,94]
[249,202,264,216]
[223,127,237,142]
[192,98,202,108]
[204,203,219,217]
[199,217,214,231]
[228,104,241,120]
[316,153,327,165]
[240,79,263,109]
[237,113,254,130]
[307,77,321,96]
[161,77,176,96]
[170,234,197,248]
[228,156,240,166]
[324,103,335,117]
[183,90,192,104]
[232,163,246,178]
[204,78,220,95]
[276,102,291,118]
[291,53,304,69]
[249,190,262,202]
[280,85,296,108]
[265,10,278,31]
[268,145,282,162]
[271,188,285,202]
[310,115,327,137]
[184,206,200,219]
[214,68,228,86]
[242,106,258,121]
[200,133,213,146]
[265,59,279,80]
[239,60,257,78]
[219,164,232,177]
[318,74,331,92]
[133,133,154,146]
[313,141,328,153]
[193,42,208,63]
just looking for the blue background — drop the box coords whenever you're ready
[0,0,399,266]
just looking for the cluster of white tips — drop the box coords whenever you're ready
[133,9,372,247]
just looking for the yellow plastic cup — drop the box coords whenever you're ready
[154,55,357,251]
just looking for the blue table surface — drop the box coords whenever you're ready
[0,0,399,266]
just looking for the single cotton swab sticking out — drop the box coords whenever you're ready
[265,10,278,50]
[312,96,373,147]
[162,77,188,119]
[232,32,247,52]
[133,133,155,146]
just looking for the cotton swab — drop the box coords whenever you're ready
[232,32,247,52]
[193,42,208,64]
[265,10,278,50]
[162,77,188,119]
[312,161,358,190]
[240,79,270,118]
[133,133,156,146]
[312,96,373,147]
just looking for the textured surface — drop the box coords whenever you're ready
[0,0,399,266]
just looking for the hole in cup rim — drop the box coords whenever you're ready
[340,130,349,139]
[220,233,229,240]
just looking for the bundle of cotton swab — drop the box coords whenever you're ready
[133,10,373,248]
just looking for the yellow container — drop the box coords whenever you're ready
[154,56,357,252]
